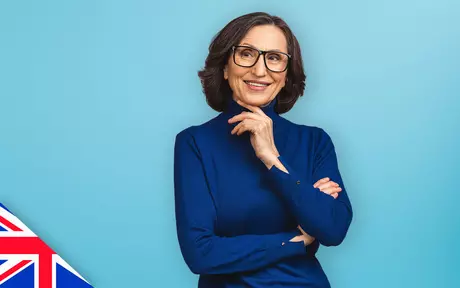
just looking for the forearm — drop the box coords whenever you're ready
[177,227,308,275]
[265,155,353,246]
[175,130,312,275]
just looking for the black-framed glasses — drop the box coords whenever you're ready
[231,45,291,73]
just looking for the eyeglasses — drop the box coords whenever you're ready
[231,45,291,73]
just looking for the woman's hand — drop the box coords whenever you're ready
[290,230,316,246]
[296,225,315,245]
[294,178,341,242]
[313,177,342,199]
[227,100,279,167]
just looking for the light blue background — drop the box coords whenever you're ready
[1,0,459,287]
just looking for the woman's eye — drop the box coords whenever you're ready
[267,54,281,61]
[241,50,254,57]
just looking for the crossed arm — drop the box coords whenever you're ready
[174,128,353,275]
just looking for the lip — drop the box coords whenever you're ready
[243,80,272,85]
[243,80,272,92]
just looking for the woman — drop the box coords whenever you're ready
[174,12,353,288]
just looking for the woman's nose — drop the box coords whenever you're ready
[251,55,267,77]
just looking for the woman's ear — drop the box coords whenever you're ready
[223,65,228,80]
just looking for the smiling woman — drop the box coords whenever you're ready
[223,25,289,107]
[174,12,353,288]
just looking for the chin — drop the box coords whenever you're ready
[239,93,274,107]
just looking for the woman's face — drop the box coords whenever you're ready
[224,25,288,107]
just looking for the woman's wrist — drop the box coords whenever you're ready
[259,152,279,169]
[257,146,280,168]
[259,152,289,174]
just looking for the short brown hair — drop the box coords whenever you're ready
[198,12,306,114]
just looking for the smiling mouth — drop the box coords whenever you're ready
[243,80,270,87]
[243,80,271,88]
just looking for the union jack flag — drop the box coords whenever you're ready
[0,203,93,288]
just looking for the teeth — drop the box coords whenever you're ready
[247,82,268,87]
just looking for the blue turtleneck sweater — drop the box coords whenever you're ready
[174,97,353,288]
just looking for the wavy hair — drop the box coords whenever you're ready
[198,12,306,114]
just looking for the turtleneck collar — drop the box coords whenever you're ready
[223,97,279,119]
[220,96,283,136]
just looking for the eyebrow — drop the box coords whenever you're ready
[240,42,286,53]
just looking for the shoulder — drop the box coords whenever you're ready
[277,116,332,143]
[276,116,337,161]
[174,114,224,147]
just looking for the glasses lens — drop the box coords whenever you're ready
[265,52,289,72]
[234,46,289,72]
[234,46,259,67]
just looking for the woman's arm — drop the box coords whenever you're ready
[266,128,353,247]
[174,129,314,275]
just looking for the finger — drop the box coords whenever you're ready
[298,226,313,238]
[320,187,342,195]
[331,192,339,199]
[231,121,245,135]
[313,177,329,188]
[298,225,306,234]
[228,111,264,124]
[236,124,249,135]
[237,99,265,116]
[233,119,256,135]
[233,121,248,136]
[289,235,303,243]
[317,181,339,190]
